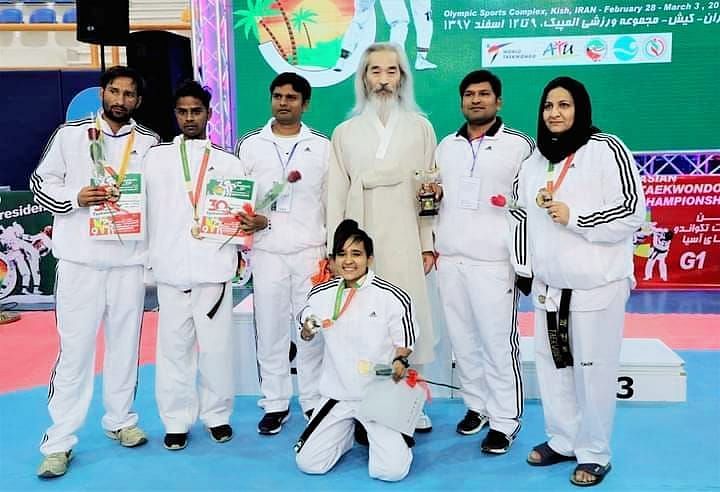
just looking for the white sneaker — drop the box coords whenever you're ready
[415,57,437,70]
[37,451,72,478]
[415,412,433,433]
[105,425,148,447]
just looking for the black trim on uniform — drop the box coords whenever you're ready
[371,277,416,347]
[234,128,262,155]
[294,398,339,453]
[576,134,640,228]
[503,127,536,154]
[455,117,503,140]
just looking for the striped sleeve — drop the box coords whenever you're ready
[567,134,646,243]
[372,277,416,349]
[508,168,531,277]
[30,123,82,215]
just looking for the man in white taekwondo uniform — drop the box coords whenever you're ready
[334,0,436,71]
[295,219,417,482]
[326,43,437,431]
[31,66,159,479]
[234,72,329,435]
[145,81,239,451]
[434,70,534,454]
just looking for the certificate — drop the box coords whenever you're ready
[199,177,257,247]
[89,173,144,241]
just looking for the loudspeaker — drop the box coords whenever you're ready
[76,0,129,46]
[127,30,194,142]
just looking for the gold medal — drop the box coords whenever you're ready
[538,294,546,304]
[535,188,553,207]
[190,221,203,240]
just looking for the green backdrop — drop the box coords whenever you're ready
[232,0,719,152]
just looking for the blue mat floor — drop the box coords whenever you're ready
[1,351,718,491]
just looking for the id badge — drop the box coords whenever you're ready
[458,177,482,210]
[275,183,293,213]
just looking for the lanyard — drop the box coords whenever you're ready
[273,141,299,176]
[545,153,575,194]
[332,281,357,321]
[467,134,485,176]
[180,138,212,221]
[96,116,135,187]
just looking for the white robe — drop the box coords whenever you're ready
[327,108,436,363]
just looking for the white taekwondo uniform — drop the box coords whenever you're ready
[31,114,159,455]
[434,119,534,438]
[145,136,241,433]
[295,270,417,481]
[511,133,645,465]
[235,120,329,414]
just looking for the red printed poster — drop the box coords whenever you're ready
[634,175,720,289]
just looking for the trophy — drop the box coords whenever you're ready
[415,168,440,216]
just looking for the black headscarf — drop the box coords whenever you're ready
[537,77,600,163]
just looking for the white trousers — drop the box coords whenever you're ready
[437,256,523,437]
[155,282,235,433]
[534,282,629,466]
[251,247,324,413]
[40,260,144,455]
[296,399,412,482]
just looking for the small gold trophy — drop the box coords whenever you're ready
[415,168,440,216]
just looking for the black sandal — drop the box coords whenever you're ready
[570,462,612,487]
[527,442,575,467]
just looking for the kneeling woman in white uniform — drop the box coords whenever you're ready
[295,219,418,482]
[511,77,645,487]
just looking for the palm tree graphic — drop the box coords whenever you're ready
[271,0,298,64]
[234,0,288,60]
[291,7,318,49]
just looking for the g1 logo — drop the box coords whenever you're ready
[617,376,634,399]
[680,251,707,270]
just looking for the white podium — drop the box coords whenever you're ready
[450,337,686,403]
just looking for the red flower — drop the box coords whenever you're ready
[87,128,99,140]
[287,170,302,183]
[242,202,255,217]
[490,194,507,207]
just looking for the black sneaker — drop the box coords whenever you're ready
[258,410,290,435]
[481,429,512,454]
[163,433,188,451]
[456,410,489,435]
[208,424,233,443]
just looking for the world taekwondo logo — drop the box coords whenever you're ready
[486,42,512,63]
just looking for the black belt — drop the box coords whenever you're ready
[294,398,338,453]
[181,283,226,320]
[546,288,573,369]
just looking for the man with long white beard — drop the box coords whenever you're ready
[326,42,437,432]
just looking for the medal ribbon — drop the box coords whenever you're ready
[545,153,575,194]
[180,138,212,222]
[96,116,135,187]
[332,280,357,321]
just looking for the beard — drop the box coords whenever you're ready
[102,101,133,125]
[367,92,400,124]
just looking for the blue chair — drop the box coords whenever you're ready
[61,7,74,23]
[0,7,22,22]
[29,6,56,23]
